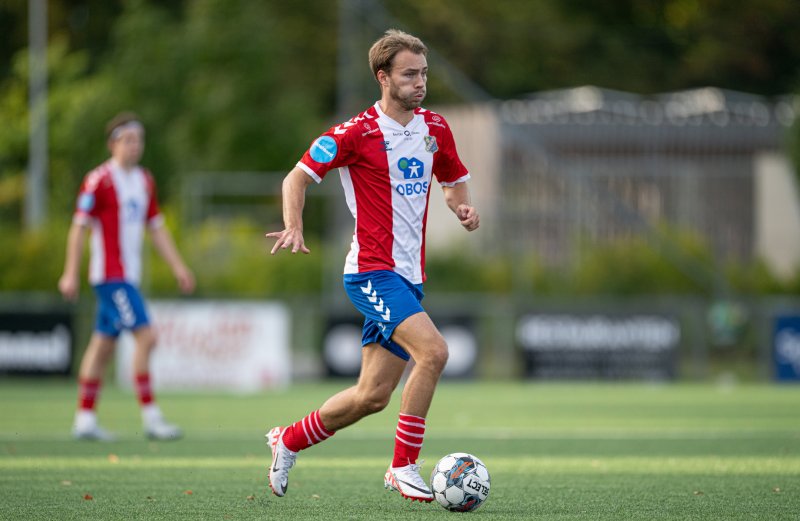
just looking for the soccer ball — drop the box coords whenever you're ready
[430,452,491,512]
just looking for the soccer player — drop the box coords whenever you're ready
[265,29,480,502]
[58,112,195,441]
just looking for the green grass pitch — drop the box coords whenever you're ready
[1,379,799,520]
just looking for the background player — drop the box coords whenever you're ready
[265,29,479,502]
[58,112,195,441]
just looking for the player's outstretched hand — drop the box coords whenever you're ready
[266,228,310,255]
[456,204,480,232]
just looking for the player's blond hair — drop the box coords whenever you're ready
[368,29,427,81]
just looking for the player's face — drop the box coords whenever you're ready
[386,50,428,111]
[109,127,144,168]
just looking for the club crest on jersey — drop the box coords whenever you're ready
[310,136,338,164]
[398,157,424,179]
[424,135,438,153]
[124,199,143,222]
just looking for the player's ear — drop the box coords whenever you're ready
[377,69,389,87]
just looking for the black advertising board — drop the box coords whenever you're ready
[0,310,73,375]
[516,313,680,380]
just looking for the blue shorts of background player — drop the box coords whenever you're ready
[343,270,425,361]
[93,281,150,337]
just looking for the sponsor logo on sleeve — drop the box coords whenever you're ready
[77,192,95,212]
[310,136,338,164]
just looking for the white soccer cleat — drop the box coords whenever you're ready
[72,423,116,442]
[144,417,183,441]
[72,410,116,441]
[141,404,182,441]
[384,462,434,503]
[267,426,297,497]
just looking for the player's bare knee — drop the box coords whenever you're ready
[135,328,157,351]
[429,341,449,374]
[357,386,393,415]
[413,339,448,375]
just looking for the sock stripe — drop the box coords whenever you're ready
[395,434,424,448]
[283,409,336,452]
[398,419,426,429]
[310,411,332,441]
[301,416,316,444]
[392,413,426,467]
[306,415,324,443]
[396,426,425,439]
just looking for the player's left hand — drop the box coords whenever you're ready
[456,204,479,232]
[175,265,196,294]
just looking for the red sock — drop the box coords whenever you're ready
[78,378,101,411]
[392,413,426,467]
[282,410,335,452]
[134,373,154,406]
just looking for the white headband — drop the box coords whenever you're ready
[110,120,144,140]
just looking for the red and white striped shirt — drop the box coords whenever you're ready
[297,102,469,284]
[73,160,163,286]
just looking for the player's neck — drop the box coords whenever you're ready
[379,99,415,127]
[110,157,138,172]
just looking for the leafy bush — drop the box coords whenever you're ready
[144,216,324,297]
[0,211,794,299]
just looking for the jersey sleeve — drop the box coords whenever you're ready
[431,120,470,186]
[296,124,359,183]
[143,170,164,228]
[73,169,105,226]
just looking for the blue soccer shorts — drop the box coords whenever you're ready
[92,281,150,338]
[343,270,425,361]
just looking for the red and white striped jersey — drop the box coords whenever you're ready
[72,160,164,286]
[297,102,470,284]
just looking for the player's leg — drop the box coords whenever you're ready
[338,270,441,501]
[317,342,408,430]
[391,311,448,420]
[131,324,182,440]
[73,282,125,441]
[267,344,407,497]
[383,311,448,502]
[72,332,117,440]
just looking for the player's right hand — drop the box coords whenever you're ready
[265,228,310,255]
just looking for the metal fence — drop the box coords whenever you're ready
[497,87,795,269]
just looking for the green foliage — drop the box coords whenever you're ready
[0,212,324,297]
[1,0,334,229]
[391,0,800,98]
[0,219,71,293]
[424,225,797,297]
[568,228,716,295]
[144,215,323,298]
[0,209,793,299]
